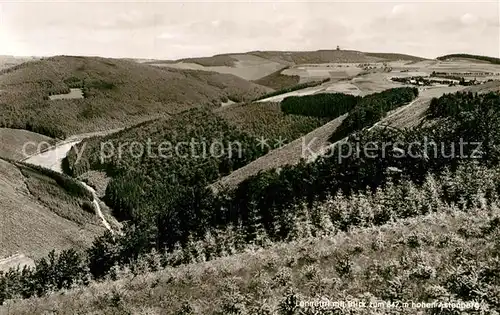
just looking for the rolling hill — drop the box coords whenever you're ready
[250,49,426,65]
[0,158,106,267]
[0,56,271,138]
[145,49,428,84]
[437,53,500,64]
[364,52,428,62]
[0,56,37,71]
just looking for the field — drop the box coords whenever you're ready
[48,88,84,100]
[281,63,364,83]
[251,58,500,102]
[146,50,427,82]
[148,54,285,81]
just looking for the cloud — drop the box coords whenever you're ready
[460,13,479,26]
[0,1,498,59]
[93,11,165,30]
[157,32,180,40]
[391,4,411,16]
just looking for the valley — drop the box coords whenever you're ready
[1,49,500,314]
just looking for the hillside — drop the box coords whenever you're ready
[211,113,347,192]
[0,159,105,265]
[153,49,426,67]
[0,56,270,138]
[3,162,500,314]
[212,88,417,191]
[146,50,428,83]
[252,67,300,90]
[0,128,54,160]
[213,84,474,191]
[437,53,500,64]
[215,101,330,141]
[0,56,36,71]
[62,105,330,233]
[364,52,427,62]
[249,49,415,64]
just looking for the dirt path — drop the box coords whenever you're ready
[256,85,326,103]
[80,181,114,233]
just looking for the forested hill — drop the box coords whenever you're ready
[0,56,270,138]
[437,53,500,64]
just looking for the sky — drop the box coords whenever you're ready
[0,0,498,60]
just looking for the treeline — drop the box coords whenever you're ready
[437,53,500,65]
[391,76,433,86]
[428,91,485,118]
[280,93,360,117]
[252,66,300,90]
[17,162,93,200]
[252,78,330,101]
[0,119,66,139]
[392,75,458,86]
[330,87,418,142]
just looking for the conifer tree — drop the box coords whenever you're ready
[288,202,313,241]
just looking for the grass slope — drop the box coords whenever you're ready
[0,159,104,261]
[211,113,347,191]
[252,67,300,90]
[0,128,54,161]
[0,56,270,138]
[178,55,237,67]
[4,182,498,314]
[250,50,427,65]
[144,54,237,67]
[153,50,428,69]
[364,52,427,62]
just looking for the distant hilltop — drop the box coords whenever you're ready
[437,53,500,65]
